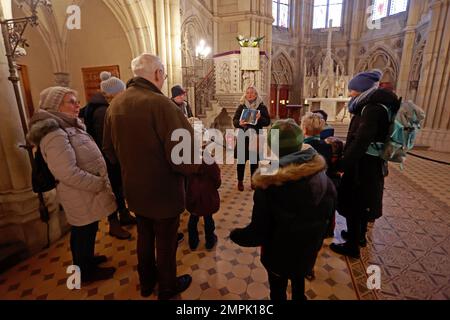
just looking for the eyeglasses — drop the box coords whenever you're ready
[159,69,168,80]
[63,99,80,106]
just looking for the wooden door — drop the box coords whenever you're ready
[17,64,34,119]
[81,65,120,102]
[270,84,277,119]
[278,85,290,119]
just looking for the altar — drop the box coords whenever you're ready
[306,98,350,122]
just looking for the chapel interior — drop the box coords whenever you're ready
[0,0,449,300]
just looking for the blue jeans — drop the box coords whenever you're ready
[188,214,215,242]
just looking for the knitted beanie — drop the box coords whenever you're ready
[100,71,126,96]
[268,119,304,157]
[171,85,186,98]
[348,69,383,93]
[39,86,76,112]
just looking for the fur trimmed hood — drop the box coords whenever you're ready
[252,149,327,190]
[27,110,85,145]
[27,118,61,146]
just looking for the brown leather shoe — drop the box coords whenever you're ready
[237,181,244,192]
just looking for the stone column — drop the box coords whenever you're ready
[396,0,422,97]
[54,72,70,87]
[415,0,450,152]
[155,0,168,95]
[0,4,67,262]
[169,0,183,86]
[347,0,364,77]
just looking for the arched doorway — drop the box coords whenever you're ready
[270,52,293,119]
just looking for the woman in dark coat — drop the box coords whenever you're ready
[230,119,336,301]
[233,86,271,191]
[330,70,401,259]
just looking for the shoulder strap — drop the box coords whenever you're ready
[362,103,392,122]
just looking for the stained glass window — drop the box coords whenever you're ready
[273,0,290,29]
[313,0,343,29]
[372,0,408,20]
[390,0,408,15]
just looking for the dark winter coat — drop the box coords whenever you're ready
[232,102,271,160]
[338,88,401,220]
[82,93,123,197]
[230,148,337,278]
[186,162,221,216]
[82,92,109,149]
[171,99,193,118]
[103,77,200,219]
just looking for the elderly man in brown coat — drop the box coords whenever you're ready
[103,53,200,300]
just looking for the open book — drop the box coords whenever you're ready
[240,109,259,126]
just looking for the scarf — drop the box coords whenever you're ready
[304,135,321,144]
[348,85,379,115]
[30,110,86,131]
[279,147,318,168]
[244,96,263,110]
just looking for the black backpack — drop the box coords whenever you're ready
[31,147,57,193]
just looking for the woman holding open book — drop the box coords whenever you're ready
[233,86,271,191]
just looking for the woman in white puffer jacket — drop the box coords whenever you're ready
[28,87,117,284]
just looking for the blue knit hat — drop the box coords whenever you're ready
[348,69,383,93]
[100,71,126,96]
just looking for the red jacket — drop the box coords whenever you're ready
[186,162,221,216]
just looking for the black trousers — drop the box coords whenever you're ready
[188,214,215,242]
[237,162,259,182]
[345,211,369,249]
[70,221,99,274]
[106,159,126,213]
[267,270,307,301]
[136,215,180,294]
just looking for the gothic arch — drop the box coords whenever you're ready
[181,15,208,68]
[309,52,346,76]
[102,0,155,57]
[271,51,294,85]
[407,40,426,100]
[357,46,400,85]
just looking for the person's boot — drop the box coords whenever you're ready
[82,266,116,284]
[237,181,244,192]
[189,233,199,251]
[158,274,192,300]
[109,218,131,240]
[119,208,137,226]
[205,234,217,250]
[329,242,360,259]
[91,255,108,266]
[140,280,157,298]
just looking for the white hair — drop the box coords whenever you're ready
[131,53,164,80]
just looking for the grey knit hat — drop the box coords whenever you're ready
[39,86,76,112]
[100,71,126,96]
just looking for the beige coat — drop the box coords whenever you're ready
[28,111,117,226]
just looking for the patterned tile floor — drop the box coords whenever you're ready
[348,153,450,300]
[0,151,448,300]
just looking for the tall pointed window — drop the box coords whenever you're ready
[313,0,343,29]
[273,0,290,29]
[372,0,408,20]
